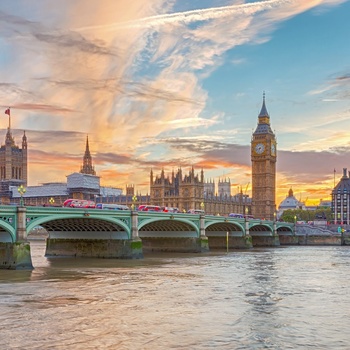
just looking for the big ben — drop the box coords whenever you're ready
[251,93,276,220]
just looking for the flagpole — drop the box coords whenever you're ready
[334,168,336,188]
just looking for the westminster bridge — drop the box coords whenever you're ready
[0,205,299,269]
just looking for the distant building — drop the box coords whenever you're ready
[218,178,231,197]
[7,136,123,206]
[332,168,350,224]
[277,188,303,219]
[149,167,251,216]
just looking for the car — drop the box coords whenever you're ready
[187,209,205,214]
[228,213,244,218]
[161,207,179,213]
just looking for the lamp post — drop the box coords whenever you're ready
[200,202,205,213]
[273,211,276,222]
[132,195,138,210]
[49,197,55,206]
[17,185,26,206]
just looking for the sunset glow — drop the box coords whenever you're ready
[0,0,349,206]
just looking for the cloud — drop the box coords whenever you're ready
[0,0,347,204]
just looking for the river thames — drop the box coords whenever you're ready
[0,241,350,349]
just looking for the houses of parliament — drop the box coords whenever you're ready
[0,96,277,219]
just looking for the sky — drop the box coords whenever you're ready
[0,0,349,206]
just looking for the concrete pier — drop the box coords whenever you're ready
[45,238,143,259]
[0,242,34,270]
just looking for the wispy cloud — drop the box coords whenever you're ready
[0,0,347,204]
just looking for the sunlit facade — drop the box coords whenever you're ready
[150,167,252,216]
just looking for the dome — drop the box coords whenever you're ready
[278,188,301,210]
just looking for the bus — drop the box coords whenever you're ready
[137,205,162,212]
[63,199,96,208]
[95,203,130,210]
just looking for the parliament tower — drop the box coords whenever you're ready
[0,109,27,185]
[251,93,277,220]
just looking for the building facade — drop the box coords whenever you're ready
[149,167,252,216]
[251,94,277,220]
[332,168,350,224]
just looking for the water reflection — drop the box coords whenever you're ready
[1,242,350,349]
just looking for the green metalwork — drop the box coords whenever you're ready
[0,205,295,243]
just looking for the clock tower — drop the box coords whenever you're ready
[251,93,277,220]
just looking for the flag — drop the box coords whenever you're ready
[5,108,10,116]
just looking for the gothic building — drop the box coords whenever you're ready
[0,109,27,204]
[251,93,277,220]
[150,167,251,215]
[150,167,204,211]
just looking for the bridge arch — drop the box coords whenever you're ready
[205,221,245,234]
[276,225,294,235]
[249,222,274,235]
[138,217,199,238]
[26,214,131,240]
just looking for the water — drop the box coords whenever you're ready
[1,241,350,349]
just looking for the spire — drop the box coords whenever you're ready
[258,91,269,118]
[22,130,27,150]
[253,92,273,135]
[80,135,96,175]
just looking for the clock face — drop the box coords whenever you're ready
[255,143,265,154]
[271,143,276,156]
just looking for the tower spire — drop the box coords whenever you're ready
[80,135,96,175]
[258,91,269,118]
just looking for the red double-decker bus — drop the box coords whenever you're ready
[63,199,96,208]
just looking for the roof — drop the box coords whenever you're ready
[10,183,68,198]
[67,172,100,190]
[333,168,350,194]
[258,97,269,117]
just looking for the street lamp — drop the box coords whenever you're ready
[49,197,55,206]
[131,195,138,210]
[273,212,276,221]
[200,202,205,212]
[17,185,26,206]
[294,215,297,224]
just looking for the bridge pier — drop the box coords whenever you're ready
[0,207,33,270]
[0,242,34,270]
[45,238,143,259]
[141,237,209,253]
